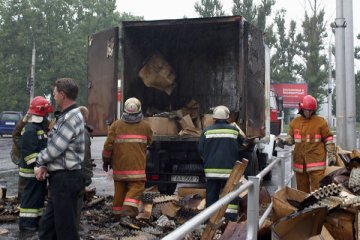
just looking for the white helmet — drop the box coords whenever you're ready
[124,97,142,114]
[213,105,230,120]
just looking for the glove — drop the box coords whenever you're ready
[326,142,336,166]
[103,162,110,172]
[328,154,336,166]
[276,138,285,149]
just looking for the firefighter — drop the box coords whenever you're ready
[102,97,153,227]
[277,95,336,193]
[11,114,29,200]
[76,106,94,230]
[19,96,53,231]
[198,105,244,221]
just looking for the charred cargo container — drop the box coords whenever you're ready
[87,16,272,193]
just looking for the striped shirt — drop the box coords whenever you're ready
[37,105,85,172]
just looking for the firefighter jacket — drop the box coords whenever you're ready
[19,122,48,178]
[102,119,153,181]
[289,115,333,173]
[198,121,243,179]
[11,119,27,165]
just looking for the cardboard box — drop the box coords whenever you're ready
[144,117,178,136]
[272,186,308,222]
[179,115,195,129]
[177,187,206,198]
[308,226,335,240]
[201,114,214,129]
[324,209,355,240]
[272,207,327,240]
[138,53,176,95]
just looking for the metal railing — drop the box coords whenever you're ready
[162,148,294,240]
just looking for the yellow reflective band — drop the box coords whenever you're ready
[37,130,45,135]
[205,168,232,174]
[205,129,238,136]
[24,153,38,164]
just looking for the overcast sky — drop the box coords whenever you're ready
[116,0,359,45]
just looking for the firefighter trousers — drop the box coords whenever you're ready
[206,178,239,221]
[19,177,46,230]
[295,169,325,193]
[113,180,145,218]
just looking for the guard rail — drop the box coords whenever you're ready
[162,147,294,240]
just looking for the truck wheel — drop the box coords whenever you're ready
[242,147,259,177]
[258,152,272,181]
[158,182,177,195]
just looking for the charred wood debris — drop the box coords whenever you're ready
[1,147,360,239]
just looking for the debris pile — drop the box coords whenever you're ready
[272,147,360,239]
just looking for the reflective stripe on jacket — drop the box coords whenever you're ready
[20,123,48,178]
[289,115,333,173]
[102,119,153,181]
[198,121,243,179]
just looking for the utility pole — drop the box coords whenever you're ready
[328,43,333,128]
[335,0,347,148]
[344,0,356,150]
[29,41,36,102]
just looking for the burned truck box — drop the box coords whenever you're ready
[120,16,266,138]
[87,16,267,193]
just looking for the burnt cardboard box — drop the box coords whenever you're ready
[179,115,195,129]
[272,207,327,240]
[201,114,214,129]
[308,226,335,240]
[138,53,176,95]
[177,187,206,198]
[324,209,355,240]
[144,117,178,136]
[272,186,308,222]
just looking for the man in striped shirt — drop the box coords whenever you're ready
[198,105,244,221]
[102,97,153,226]
[35,78,85,240]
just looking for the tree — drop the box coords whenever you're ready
[355,34,360,121]
[231,0,276,46]
[194,0,225,17]
[0,0,141,113]
[271,9,302,84]
[298,0,328,105]
[232,0,257,23]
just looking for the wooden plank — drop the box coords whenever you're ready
[219,221,247,240]
[201,159,249,240]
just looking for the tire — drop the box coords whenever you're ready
[258,152,272,181]
[242,145,259,177]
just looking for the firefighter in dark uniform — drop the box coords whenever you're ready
[198,105,244,221]
[19,96,53,231]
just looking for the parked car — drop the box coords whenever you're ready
[0,111,23,137]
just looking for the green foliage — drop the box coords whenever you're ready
[194,0,225,17]
[298,2,328,105]
[231,0,275,46]
[356,71,360,122]
[232,0,257,23]
[0,0,141,113]
[270,9,302,83]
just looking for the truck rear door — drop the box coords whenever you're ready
[87,27,119,136]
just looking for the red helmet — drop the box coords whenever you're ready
[28,96,53,117]
[300,95,317,111]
